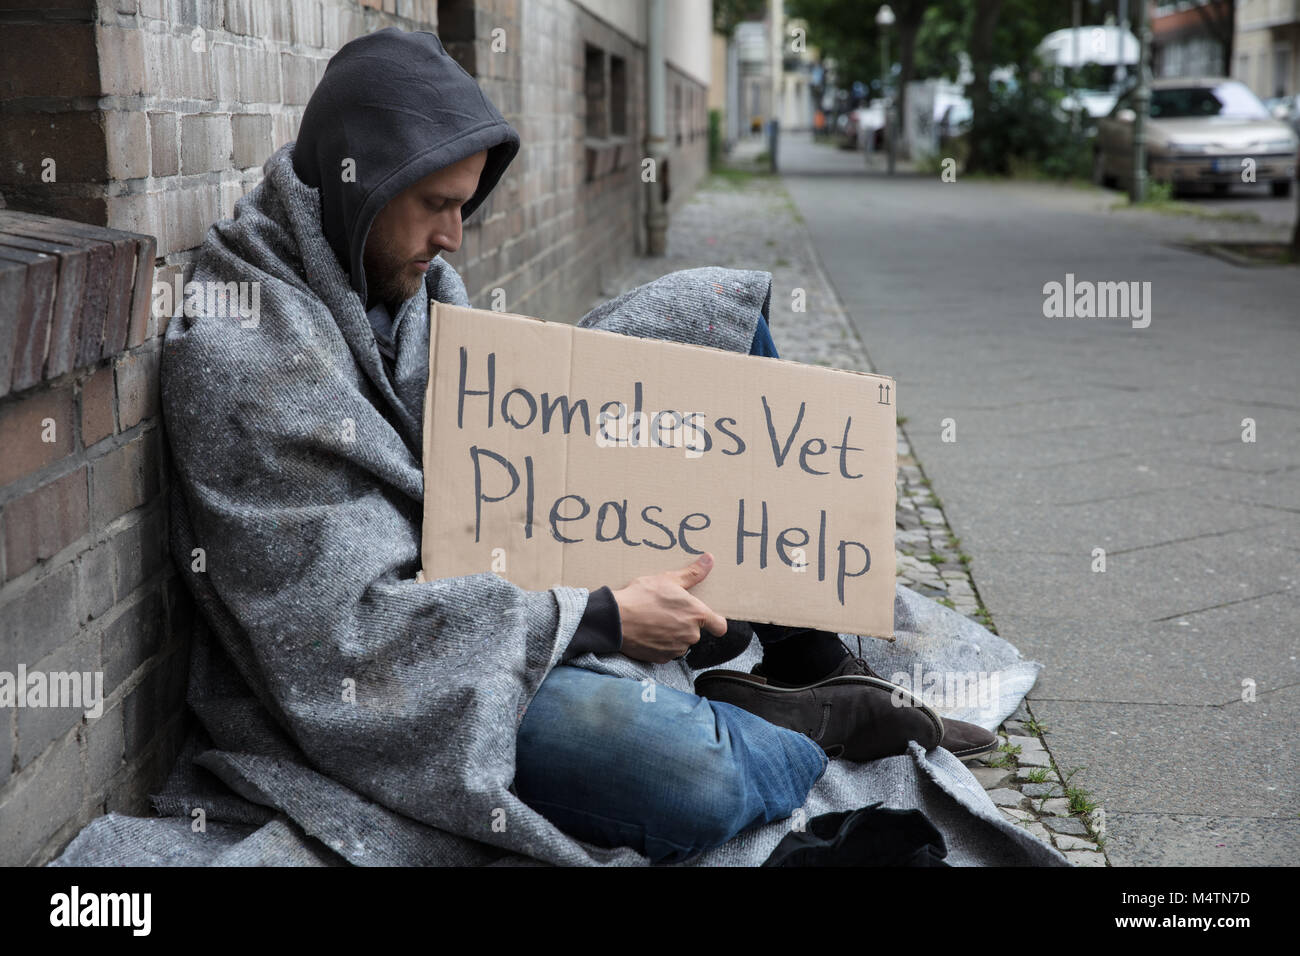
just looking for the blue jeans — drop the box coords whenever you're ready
[513,313,817,864]
[514,666,828,863]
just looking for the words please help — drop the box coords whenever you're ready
[420,303,898,640]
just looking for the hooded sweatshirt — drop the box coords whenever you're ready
[290,28,622,657]
[292,27,514,307]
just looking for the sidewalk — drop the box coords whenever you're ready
[594,149,1109,865]
[776,130,1298,867]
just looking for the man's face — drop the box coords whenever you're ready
[362,149,488,309]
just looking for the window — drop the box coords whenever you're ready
[610,55,627,136]
[1148,82,1270,120]
[585,45,607,139]
[1274,46,1291,98]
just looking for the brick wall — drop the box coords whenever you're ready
[1,0,709,326]
[4,0,445,328]
[440,0,710,321]
[0,0,709,865]
[0,212,169,867]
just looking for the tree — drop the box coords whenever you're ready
[894,0,931,158]
[963,0,1004,173]
[786,0,880,96]
[715,0,767,35]
[788,0,932,155]
[961,0,1074,174]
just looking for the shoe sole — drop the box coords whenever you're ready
[694,670,946,754]
[947,739,999,761]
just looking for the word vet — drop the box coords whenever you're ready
[457,351,878,605]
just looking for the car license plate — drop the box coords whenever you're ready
[1212,156,1248,173]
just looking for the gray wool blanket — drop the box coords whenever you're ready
[52,144,1065,867]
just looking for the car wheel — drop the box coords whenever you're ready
[1271,179,1292,198]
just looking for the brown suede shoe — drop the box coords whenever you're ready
[937,718,999,761]
[693,668,944,762]
[752,650,998,762]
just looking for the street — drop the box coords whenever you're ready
[778,131,1299,866]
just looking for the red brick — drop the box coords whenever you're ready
[0,213,116,375]
[110,503,164,598]
[0,110,108,187]
[89,431,160,528]
[2,466,89,580]
[0,247,57,394]
[148,112,179,178]
[100,238,137,359]
[77,538,114,623]
[80,364,116,447]
[0,23,98,99]
[74,241,115,368]
[0,385,75,485]
[126,238,156,348]
[0,257,23,399]
[0,232,88,381]
[115,347,160,429]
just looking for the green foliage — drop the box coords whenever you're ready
[969,66,1093,179]
[913,0,969,81]
[786,0,888,90]
[990,0,1073,75]
[714,0,767,35]
[1144,180,1174,204]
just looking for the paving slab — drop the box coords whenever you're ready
[1102,812,1300,867]
[784,133,1300,866]
[1028,686,1299,820]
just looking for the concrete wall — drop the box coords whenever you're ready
[573,0,645,43]
[665,0,712,85]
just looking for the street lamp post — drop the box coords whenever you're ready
[876,4,895,175]
[1130,0,1150,203]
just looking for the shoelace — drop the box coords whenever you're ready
[839,634,883,680]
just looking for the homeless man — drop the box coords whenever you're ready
[157,27,996,866]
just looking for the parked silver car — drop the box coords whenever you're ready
[1093,78,1298,197]
[1264,94,1300,137]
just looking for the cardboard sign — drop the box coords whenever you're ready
[420,303,897,639]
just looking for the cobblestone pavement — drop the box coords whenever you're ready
[594,147,1109,865]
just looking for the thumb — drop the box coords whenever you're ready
[672,552,714,590]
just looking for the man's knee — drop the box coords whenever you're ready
[515,666,820,859]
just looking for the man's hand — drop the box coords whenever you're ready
[611,553,729,664]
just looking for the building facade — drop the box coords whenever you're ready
[1152,0,1234,77]
[1233,0,1299,98]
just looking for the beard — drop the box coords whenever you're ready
[362,229,427,310]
